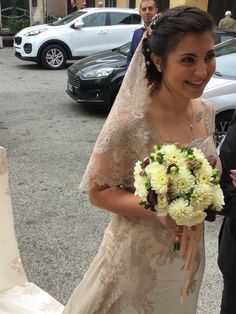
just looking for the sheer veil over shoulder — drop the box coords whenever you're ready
[79,39,153,191]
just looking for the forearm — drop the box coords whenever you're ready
[89,185,155,218]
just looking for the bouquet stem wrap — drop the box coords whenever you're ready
[179,223,203,302]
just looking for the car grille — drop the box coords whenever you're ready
[68,71,80,89]
[14,36,22,45]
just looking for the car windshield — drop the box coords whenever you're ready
[215,40,236,78]
[118,42,131,55]
[50,11,86,26]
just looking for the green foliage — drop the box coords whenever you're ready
[8,18,30,34]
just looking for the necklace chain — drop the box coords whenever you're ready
[190,101,194,130]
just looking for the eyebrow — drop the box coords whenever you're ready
[179,49,215,57]
[180,49,215,57]
[141,6,155,9]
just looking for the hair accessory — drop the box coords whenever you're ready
[146,61,150,66]
[150,13,162,29]
[146,48,150,53]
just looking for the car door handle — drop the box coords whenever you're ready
[97,31,107,34]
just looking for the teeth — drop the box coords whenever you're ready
[187,80,203,86]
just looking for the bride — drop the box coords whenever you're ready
[63,6,220,314]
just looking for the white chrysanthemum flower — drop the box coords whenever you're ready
[169,198,194,226]
[191,184,213,210]
[169,199,206,226]
[194,160,213,184]
[211,185,225,211]
[169,167,195,195]
[192,147,206,162]
[160,144,186,166]
[145,162,168,193]
[187,210,207,227]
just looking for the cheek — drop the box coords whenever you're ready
[208,60,216,75]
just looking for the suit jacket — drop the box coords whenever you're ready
[126,27,145,68]
[218,112,236,278]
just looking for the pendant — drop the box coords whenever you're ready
[190,124,193,130]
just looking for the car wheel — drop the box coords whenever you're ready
[41,44,67,70]
[215,110,234,148]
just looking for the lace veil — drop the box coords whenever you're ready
[80,38,153,191]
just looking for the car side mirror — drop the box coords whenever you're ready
[73,19,84,29]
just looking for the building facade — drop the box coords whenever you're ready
[1,0,236,31]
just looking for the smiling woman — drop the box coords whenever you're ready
[63,6,221,314]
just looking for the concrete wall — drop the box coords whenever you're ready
[27,0,209,25]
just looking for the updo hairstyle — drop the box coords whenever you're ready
[142,6,216,86]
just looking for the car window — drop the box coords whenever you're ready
[51,11,86,25]
[216,41,236,57]
[82,12,106,27]
[109,12,141,25]
[219,34,236,43]
[216,53,236,78]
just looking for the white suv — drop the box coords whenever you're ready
[14,8,142,70]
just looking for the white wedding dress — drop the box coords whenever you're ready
[0,146,64,314]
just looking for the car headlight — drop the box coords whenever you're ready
[82,67,114,78]
[24,28,48,36]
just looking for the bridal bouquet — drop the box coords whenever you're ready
[134,144,224,228]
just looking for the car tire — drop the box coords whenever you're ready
[215,110,234,148]
[41,44,67,70]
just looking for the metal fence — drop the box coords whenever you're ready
[1,0,29,32]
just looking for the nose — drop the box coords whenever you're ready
[195,61,208,77]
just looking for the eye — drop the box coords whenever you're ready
[181,56,195,64]
[205,52,215,63]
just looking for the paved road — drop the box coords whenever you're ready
[0,47,223,313]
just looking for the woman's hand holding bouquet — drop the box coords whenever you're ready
[134,144,224,250]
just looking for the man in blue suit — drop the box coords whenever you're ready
[126,0,158,67]
[218,111,236,314]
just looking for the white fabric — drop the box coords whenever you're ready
[0,283,64,314]
[0,146,64,313]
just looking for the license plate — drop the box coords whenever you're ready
[68,83,73,93]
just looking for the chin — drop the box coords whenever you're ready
[187,85,206,98]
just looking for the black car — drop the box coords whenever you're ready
[67,42,129,109]
[67,27,236,109]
